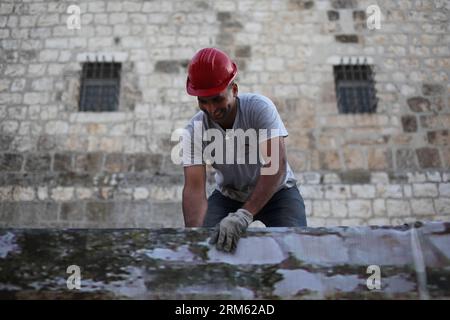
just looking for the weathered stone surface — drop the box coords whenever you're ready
[0,154,23,172]
[401,115,417,133]
[331,0,356,9]
[397,149,418,170]
[407,97,431,112]
[335,35,359,43]
[427,130,450,145]
[154,60,188,74]
[53,153,72,172]
[134,154,163,173]
[24,154,51,172]
[319,151,341,170]
[416,148,442,169]
[235,45,251,58]
[339,171,371,184]
[288,0,314,10]
[74,153,103,173]
[422,83,445,96]
[368,148,392,170]
[0,222,449,299]
[327,10,339,21]
[352,10,366,21]
[104,153,126,173]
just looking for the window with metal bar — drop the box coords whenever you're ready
[79,62,121,112]
[333,59,378,114]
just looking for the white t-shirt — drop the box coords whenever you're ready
[182,93,297,202]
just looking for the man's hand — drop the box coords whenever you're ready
[209,208,253,253]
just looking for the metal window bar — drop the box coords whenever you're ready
[79,58,121,112]
[334,59,378,114]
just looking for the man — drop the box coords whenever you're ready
[181,48,307,253]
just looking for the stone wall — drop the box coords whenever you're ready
[0,0,449,227]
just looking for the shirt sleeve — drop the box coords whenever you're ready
[181,119,206,167]
[252,96,288,142]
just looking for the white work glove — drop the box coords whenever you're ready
[209,208,253,253]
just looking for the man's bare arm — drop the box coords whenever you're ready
[182,165,208,227]
[242,136,287,216]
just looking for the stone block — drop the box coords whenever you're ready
[439,183,450,197]
[351,185,376,198]
[148,185,178,201]
[343,148,367,170]
[327,10,339,21]
[134,154,163,173]
[411,199,435,216]
[51,187,74,201]
[407,97,430,112]
[0,187,13,201]
[235,45,251,58]
[12,187,35,201]
[420,115,450,129]
[325,185,351,199]
[396,149,418,170]
[373,199,386,217]
[401,115,417,132]
[150,202,184,228]
[298,172,321,185]
[371,172,389,184]
[37,14,59,26]
[339,171,371,184]
[75,188,94,200]
[412,183,439,197]
[387,200,411,217]
[416,148,442,169]
[335,35,359,43]
[53,153,72,172]
[86,201,115,223]
[45,121,69,135]
[331,200,348,218]
[376,184,403,198]
[404,185,413,198]
[331,0,356,9]
[427,130,450,145]
[368,148,392,170]
[426,172,441,182]
[134,187,149,200]
[0,153,23,171]
[319,150,341,170]
[74,153,103,173]
[288,151,308,172]
[348,200,372,218]
[104,154,126,173]
[313,200,331,217]
[37,187,48,200]
[434,198,450,214]
[422,83,445,96]
[323,173,340,184]
[407,172,427,183]
[60,202,85,221]
[24,154,51,172]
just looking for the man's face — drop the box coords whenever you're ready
[197,84,237,123]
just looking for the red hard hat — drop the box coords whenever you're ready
[186,48,238,97]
